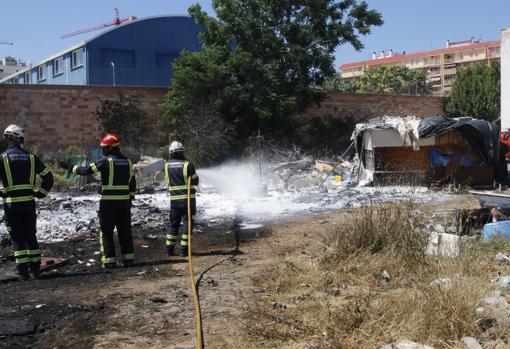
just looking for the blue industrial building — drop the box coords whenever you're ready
[0,15,202,87]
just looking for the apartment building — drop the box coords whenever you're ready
[0,56,26,80]
[340,39,501,96]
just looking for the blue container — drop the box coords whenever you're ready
[482,220,510,241]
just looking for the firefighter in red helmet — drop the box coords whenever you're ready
[60,133,136,268]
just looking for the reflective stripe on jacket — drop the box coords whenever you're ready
[72,152,136,201]
[0,145,53,205]
[165,159,199,208]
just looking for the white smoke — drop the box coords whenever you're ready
[197,161,267,199]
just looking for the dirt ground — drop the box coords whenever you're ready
[0,209,340,349]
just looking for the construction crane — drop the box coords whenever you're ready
[61,8,136,39]
[0,41,14,45]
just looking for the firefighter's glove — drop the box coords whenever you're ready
[33,191,46,199]
[58,159,72,170]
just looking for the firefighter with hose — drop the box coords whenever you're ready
[60,133,136,268]
[164,141,199,257]
[0,124,54,279]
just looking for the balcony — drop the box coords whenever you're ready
[427,70,441,77]
[444,57,455,64]
[340,70,363,78]
[444,67,457,75]
[488,47,501,59]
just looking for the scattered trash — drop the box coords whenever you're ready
[492,276,510,291]
[460,337,482,349]
[328,287,341,296]
[40,257,69,271]
[379,270,391,283]
[252,287,265,293]
[141,245,149,248]
[314,160,333,173]
[133,156,165,178]
[271,301,287,309]
[150,297,168,304]
[34,304,45,309]
[429,278,451,289]
[482,220,510,241]
[475,294,510,329]
[495,253,510,263]
[426,232,460,257]
[136,270,148,275]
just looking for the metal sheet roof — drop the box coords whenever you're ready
[0,15,192,83]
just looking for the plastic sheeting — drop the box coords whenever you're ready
[418,116,499,164]
[353,115,508,186]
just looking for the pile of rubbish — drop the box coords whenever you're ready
[0,158,455,243]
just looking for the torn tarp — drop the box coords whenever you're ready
[351,115,421,150]
[418,116,499,164]
[352,115,506,186]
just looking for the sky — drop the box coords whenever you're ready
[1,0,509,69]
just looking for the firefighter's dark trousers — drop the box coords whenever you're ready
[98,200,134,265]
[166,206,195,252]
[4,202,40,276]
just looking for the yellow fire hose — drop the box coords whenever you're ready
[187,177,204,348]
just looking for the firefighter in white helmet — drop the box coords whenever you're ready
[0,125,53,279]
[164,141,199,256]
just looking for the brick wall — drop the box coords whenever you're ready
[0,85,167,149]
[0,85,444,149]
[300,92,445,122]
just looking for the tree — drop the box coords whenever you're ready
[160,0,383,148]
[166,100,235,165]
[93,94,149,149]
[445,63,500,121]
[357,65,430,95]
[323,73,358,93]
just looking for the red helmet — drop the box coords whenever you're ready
[100,133,121,148]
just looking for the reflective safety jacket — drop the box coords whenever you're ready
[72,152,136,201]
[165,159,199,209]
[0,145,53,206]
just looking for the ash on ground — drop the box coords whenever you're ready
[0,160,452,243]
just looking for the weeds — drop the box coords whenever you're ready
[240,202,508,349]
[321,203,429,271]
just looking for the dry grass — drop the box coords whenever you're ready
[238,202,510,349]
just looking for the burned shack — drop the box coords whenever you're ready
[352,116,506,186]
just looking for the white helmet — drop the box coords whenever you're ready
[169,141,185,153]
[3,124,24,139]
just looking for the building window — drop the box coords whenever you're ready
[38,65,46,81]
[53,56,64,76]
[71,48,84,69]
[24,72,30,84]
